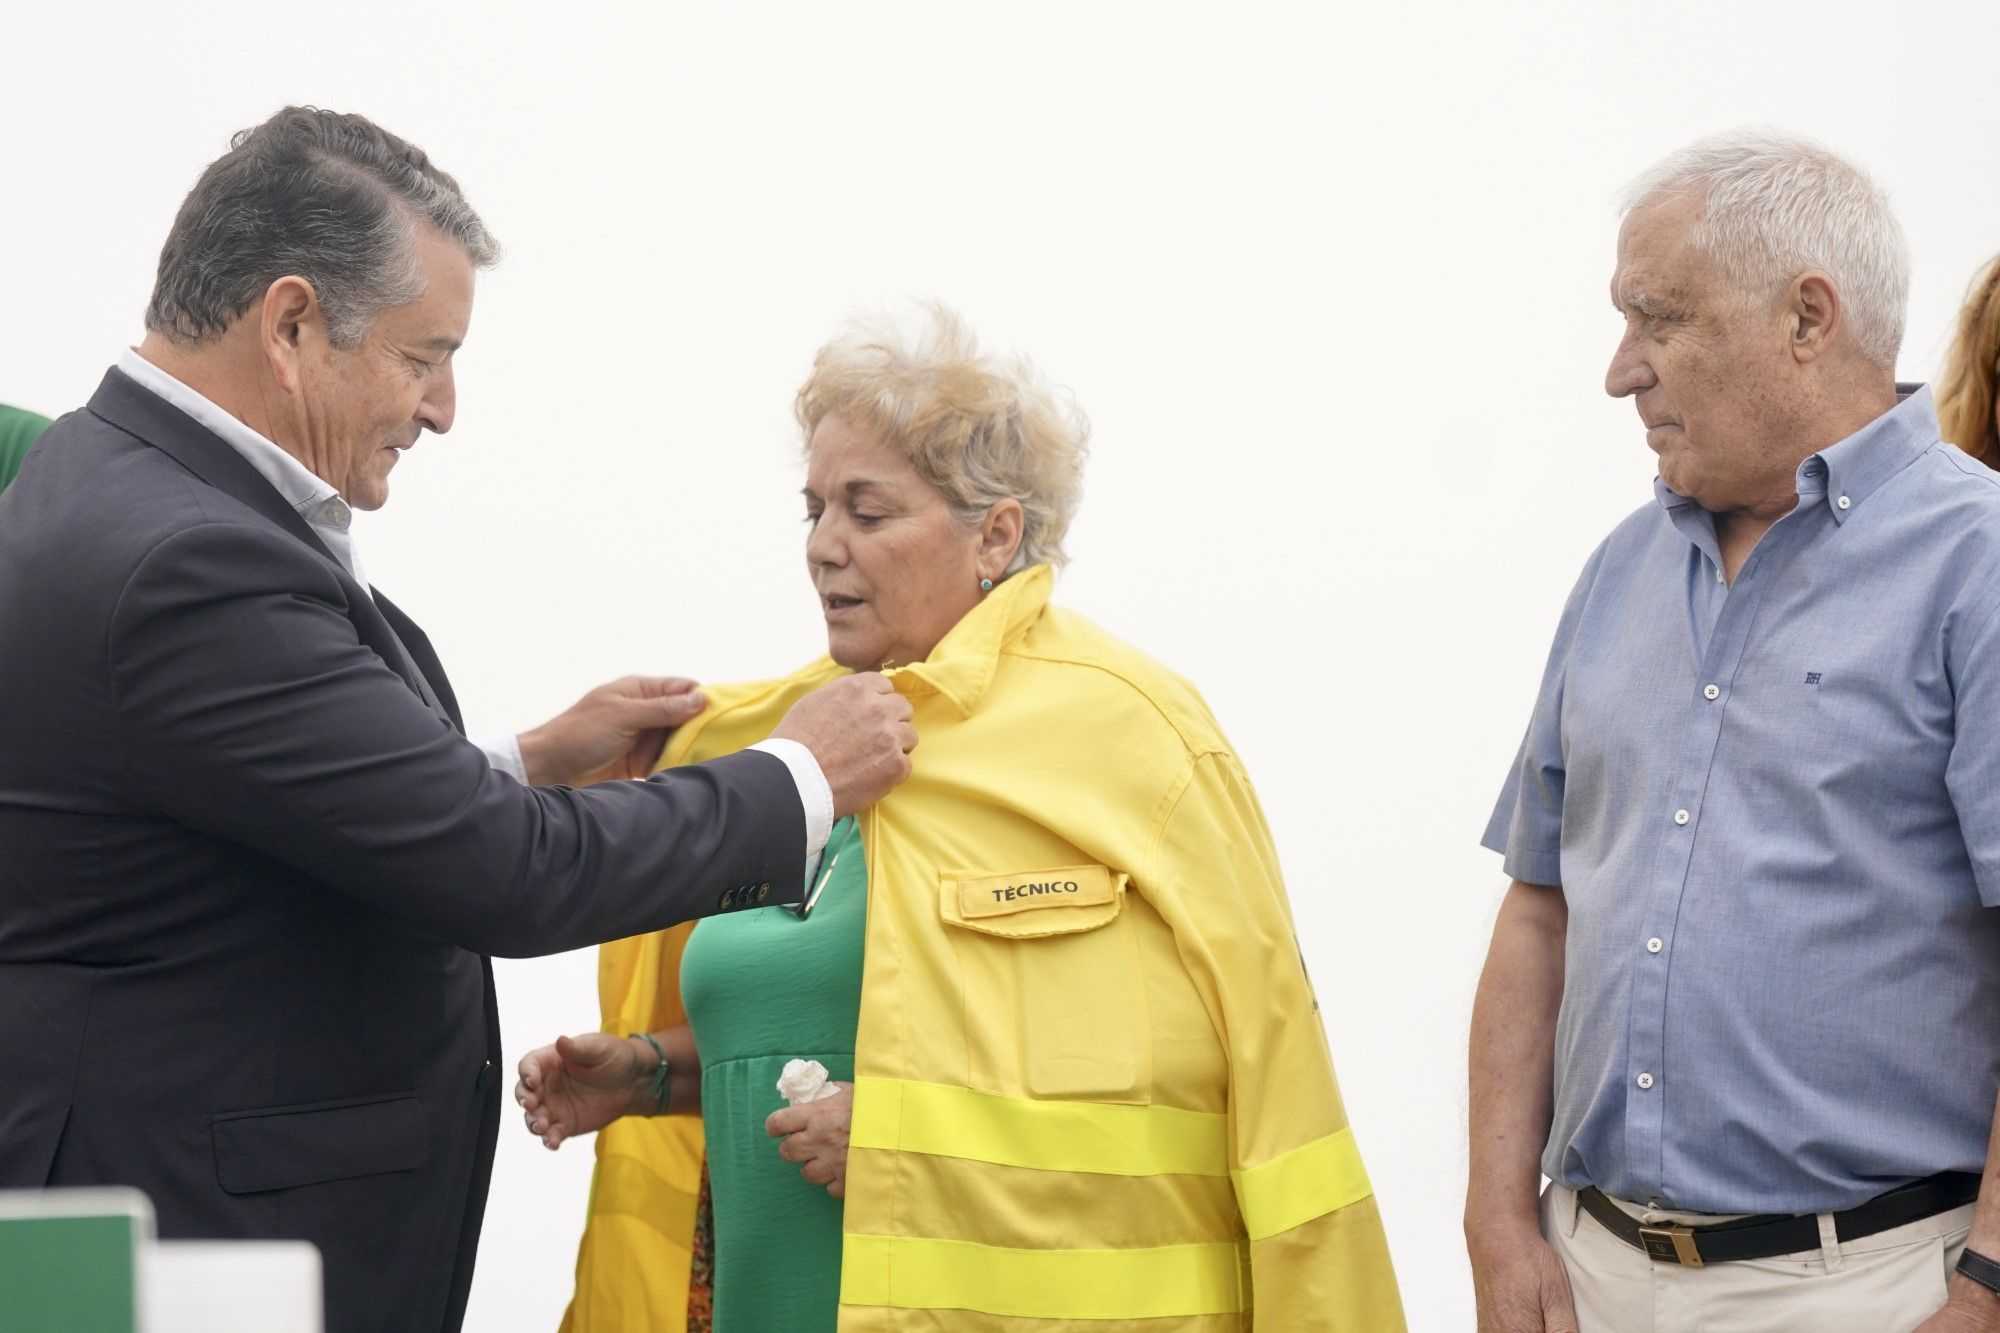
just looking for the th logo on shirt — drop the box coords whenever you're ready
[1805,672,1823,685]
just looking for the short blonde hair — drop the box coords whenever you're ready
[1938,251,2000,469]
[794,305,1089,574]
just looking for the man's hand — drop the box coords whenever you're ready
[1915,1275,2000,1332]
[514,1032,648,1151]
[1470,1229,1579,1333]
[766,1081,853,1199]
[770,673,915,816]
[517,676,707,787]
[1469,882,1570,1329]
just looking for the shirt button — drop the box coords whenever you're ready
[1636,1072,1655,1090]
[1646,937,1664,954]
[1673,809,1690,826]
[1703,684,1720,701]
[1837,495,1852,510]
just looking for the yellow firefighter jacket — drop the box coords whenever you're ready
[561,566,1405,1331]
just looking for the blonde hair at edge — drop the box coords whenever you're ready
[1620,127,1910,371]
[1938,252,2000,470]
[794,304,1089,576]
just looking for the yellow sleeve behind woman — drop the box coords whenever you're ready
[561,666,838,1333]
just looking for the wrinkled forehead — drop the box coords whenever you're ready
[804,413,925,491]
[1612,192,1716,304]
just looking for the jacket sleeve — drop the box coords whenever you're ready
[106,521,805,956]
[1149,750,1406,1331]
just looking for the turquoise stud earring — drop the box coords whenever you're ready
[979,577,994,592]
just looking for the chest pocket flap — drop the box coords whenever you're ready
[937,862,1148,1100]
[942,864,1126,938]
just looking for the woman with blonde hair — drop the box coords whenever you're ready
[517,307,1404,1331]
[1939,252,2000,467]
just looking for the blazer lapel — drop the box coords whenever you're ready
[85,367,454,728]
[371,590,464,734]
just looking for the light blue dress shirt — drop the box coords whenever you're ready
[1485,386,2000,1214]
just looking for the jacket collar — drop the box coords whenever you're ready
[85,365,343,568]
[889,564,1053,717]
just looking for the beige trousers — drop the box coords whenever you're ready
[1540,1183,1974,1333]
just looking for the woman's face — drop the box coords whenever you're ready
[803,414,1016,670]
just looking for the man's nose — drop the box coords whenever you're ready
[1605,334,1656,399]
[418,365,457,435]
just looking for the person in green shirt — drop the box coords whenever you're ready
[0,403,53,492]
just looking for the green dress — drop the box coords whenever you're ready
[0,403,52,494]
[680,815,866,1332]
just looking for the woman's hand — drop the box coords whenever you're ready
[766,1081,853,1198]
[515,1033,648,1150]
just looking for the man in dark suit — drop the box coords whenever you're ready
[0,106,914,1332]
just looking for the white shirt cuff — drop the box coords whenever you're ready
[749,737,835,861]
[478,732,528,784]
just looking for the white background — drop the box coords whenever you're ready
[6,3,2000,1328]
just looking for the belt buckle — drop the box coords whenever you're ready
[1638,1224,1704,1267]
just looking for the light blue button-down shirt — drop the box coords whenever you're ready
[1485,386,2000,1214]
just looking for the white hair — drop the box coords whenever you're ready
[1619,128,1909,369]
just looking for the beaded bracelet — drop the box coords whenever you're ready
[629,1031,671,1113]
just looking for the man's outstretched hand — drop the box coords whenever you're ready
[770,672,915,816]
[518,676,707,787]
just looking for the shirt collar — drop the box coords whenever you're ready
[886,564,1054,717]
[1651,383,1938,528]
[115,347,354,535]
[1807,383,1936,525]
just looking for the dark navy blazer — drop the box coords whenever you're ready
[0,368,804,1331]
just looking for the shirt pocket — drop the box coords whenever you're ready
[939,864,1153,1103]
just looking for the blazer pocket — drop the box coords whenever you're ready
[939,866,1152,1102]
[211,1092,427,1195]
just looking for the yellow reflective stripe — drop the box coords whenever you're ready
[850,1076,1229,1177]
[1230,1126,1373,1240]
[841,1234,1246,1319]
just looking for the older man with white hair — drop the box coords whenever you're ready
[1469,129,2000,1332]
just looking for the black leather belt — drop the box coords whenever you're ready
[1576,1172,1980,1267]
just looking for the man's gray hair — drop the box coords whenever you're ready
[1620,128,1909,369]
[145,106,499,348]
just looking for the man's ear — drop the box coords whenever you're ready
[976,499,1026,581]
[1787,272,1842,365]
[259,276,322,392]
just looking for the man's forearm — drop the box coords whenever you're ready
[1930,1086,2000,1327]
[1467,879,1567,1235]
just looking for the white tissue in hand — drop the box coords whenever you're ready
[777,1058,841,1106]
